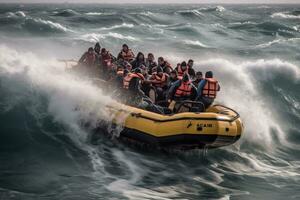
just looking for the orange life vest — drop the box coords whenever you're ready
[175,81,192,97]
[123,73,145,89]
[121,49,134,62]
[151,72,167,88]
[177,65,189,77]
[202,78,218,98]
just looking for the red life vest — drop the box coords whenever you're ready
[121,49,134,62]
[151,72,167,88]
[202,78,219,98]
[177,65,189,78]
[85,53,95,66]
[123,73,145,89]
[175,81,192,97]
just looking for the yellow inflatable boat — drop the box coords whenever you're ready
[105,102,243,149]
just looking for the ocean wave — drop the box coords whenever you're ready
[229,21,257,26]
[183,40,210,48]
[85,12,116,16]
[6,11,26,18]
[80,32,139,43]
[176,9,204,17]
[271,11,300,19]
[52,9,79,17]
[255,38,300,48]
[24,17,71,33]
[199,5,226,12]
[99,23,134,31]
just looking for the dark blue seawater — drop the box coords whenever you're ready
[0,3,300,200]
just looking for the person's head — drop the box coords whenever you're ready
[134,67,142,74]
[205,71,213,78]
[188,59,194,68]
[181,61,187,70]
[116,65,123,71]
[148,53,154,61]
[151,66,157,74]
[88,47,94,54]
[122,44,129,52]
[196,71,203,80]
[182,73,190,82]
[170,70,178,79]
[136,52,145,61]
[94,42,101,52]
[156,67,163,76]
[101,48,107,55]
[158,57,164,65]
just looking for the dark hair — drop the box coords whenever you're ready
[136,52,145,61]
[205,71,213,78]
[196,71,202,76]
[171,70,178,75]
[182,73,190,82]
[181,61,187,67]
[95,42,101,48]
[88,47,94,52]
[148,53,154,57]
[188,59,194,63]
[134,68,142,74]
[101,48,106,53]
[158,57,164,61]
[122,44,128,48]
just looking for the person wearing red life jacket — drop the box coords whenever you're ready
[117,44,135,62]
[99,48,114,80]
[196,71,220,109]
[175,61,189,79]
[158,57,173,75]
[167,73,197,102]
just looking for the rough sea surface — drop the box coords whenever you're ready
[0,3,300,200]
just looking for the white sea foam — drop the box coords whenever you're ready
[256,37,300,48]
[183,39,209,48]
[80,32,139,43]
[99,23,134,30]
[32,18,70,32]
[85,12,116,16]
[271,12,300,19]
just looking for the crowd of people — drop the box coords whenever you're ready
[77,42,220,113]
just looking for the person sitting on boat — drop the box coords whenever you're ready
[193,71,203,86]
[78,47,96,68]
[196,71,220,109]
[175,61,188,79]
[117,44,135,62]
[187,59,196,80]
[131,52,146,70]
[146,53,157,74]
[167,73,197,103]
[167,70,179,89]
[100,48,114,79]
[123,68,145,105]
[158,57,173,75]
[149,67,169,101]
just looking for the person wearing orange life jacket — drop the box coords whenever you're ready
[158,57,173,75]
[150,67,169,101]
[100,48,114,80]
[122,68,146,106]
[167,73,197,102]
[175,61,189,79]
[196,71,220,109]
[117,44,135,62]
